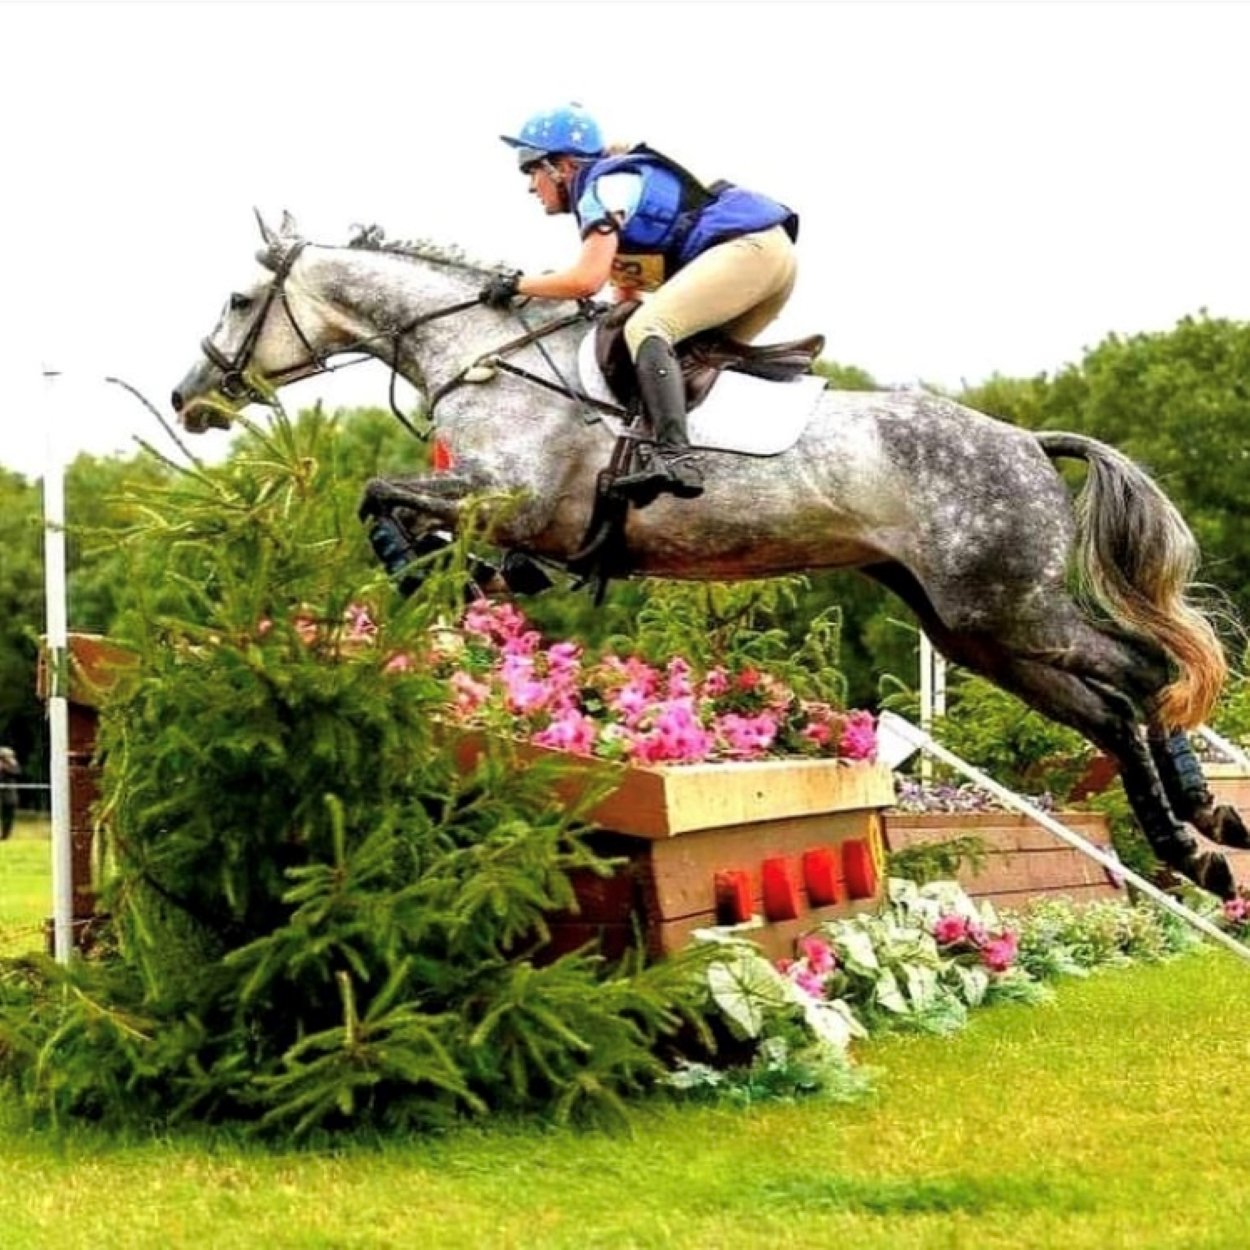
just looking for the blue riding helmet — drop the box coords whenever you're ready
[500,103,604,170]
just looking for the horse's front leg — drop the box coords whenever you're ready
[358,473,553,599]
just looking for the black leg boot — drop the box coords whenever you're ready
[1121,758,1237,900]
[614,336,704,502]
[1149,729,1250,849]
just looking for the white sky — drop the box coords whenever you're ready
[3,0,1250,479]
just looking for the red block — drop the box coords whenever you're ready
[802,847,840,907]
[761,857,800,921]
[842,838,878,900]
[432,436,456,473]
[714,870,753,925]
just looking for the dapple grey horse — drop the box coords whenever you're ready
[171,212,1247,899]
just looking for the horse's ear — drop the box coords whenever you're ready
[255,207,279,248]
[254,208,301,271]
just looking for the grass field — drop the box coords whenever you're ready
[3,825,1249,1249]
[0,815,50,958]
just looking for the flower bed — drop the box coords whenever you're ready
[439,600,879,768]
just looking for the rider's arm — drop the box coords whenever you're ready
[517,228,619,301]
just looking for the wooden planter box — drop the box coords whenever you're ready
[453,735,897,962]
[882,810,1124,909]
[44,635,899,961]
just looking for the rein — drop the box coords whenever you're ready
[200,242,481,439]
[201,242,626,441]
[427,301,627,425]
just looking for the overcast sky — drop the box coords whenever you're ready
[3,0,1249,480]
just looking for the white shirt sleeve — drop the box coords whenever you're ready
[589,172,643,223]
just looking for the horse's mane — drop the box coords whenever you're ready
[345,224,496,276]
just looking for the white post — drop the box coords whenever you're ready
[877,711,1250,964]
[42,370,75,964]
[919,633,935,782]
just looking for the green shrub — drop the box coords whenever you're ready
[0,408,709,1134]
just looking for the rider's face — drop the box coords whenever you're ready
[526,161,568,215]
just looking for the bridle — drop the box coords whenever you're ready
[199,241,322,403]
[199,239,617,440]
[199,239,482,438]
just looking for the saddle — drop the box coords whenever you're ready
[594,301,825,411]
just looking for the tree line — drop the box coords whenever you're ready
[2,311,1248,787]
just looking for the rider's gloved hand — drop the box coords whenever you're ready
[479,270,522,309]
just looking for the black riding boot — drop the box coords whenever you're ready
[614,336,705,502]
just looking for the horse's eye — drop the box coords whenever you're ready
[230,292,254,313]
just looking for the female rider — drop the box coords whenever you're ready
[484,103,800,502]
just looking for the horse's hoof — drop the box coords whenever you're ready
[1184,848,1237,901]
[1209,804,1250,850]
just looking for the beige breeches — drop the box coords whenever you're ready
[622,224,798,359]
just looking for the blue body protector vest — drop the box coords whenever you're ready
[572,146,798,290]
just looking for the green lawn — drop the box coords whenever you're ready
[2,830,1249,1249]
[0,815,49,957]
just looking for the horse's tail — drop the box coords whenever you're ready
[1036,430,1226,730]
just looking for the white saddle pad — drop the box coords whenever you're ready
[577,332,826,457]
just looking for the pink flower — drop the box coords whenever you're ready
[793,967,828,1000]
[626,698,715,764]
[546,641,582,673]
[449,670,490,715]
[980,932,1019,973]
[1223,897,1250,924]
[798,934,836,975]
[715,712,779,758]
[343,603,377,640]
[505,677,553,716]
[666,656,695,699]
[532,709,598,756]
[384,652,415,673]
[838,710,878,761]
[801,721,833,747]
[610,682,652,726]
[702,667,730,698]
[502,630,542,657]
[462,600,527,644]
[933,914,969,945]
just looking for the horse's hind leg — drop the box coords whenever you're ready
[1015,616,1250,850]
[1148,731,1250,849]
[863,562,1237,898]
[980,654,1237,898]
[1021,623,1250,849]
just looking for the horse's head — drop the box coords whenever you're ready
[171,211,336,432]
